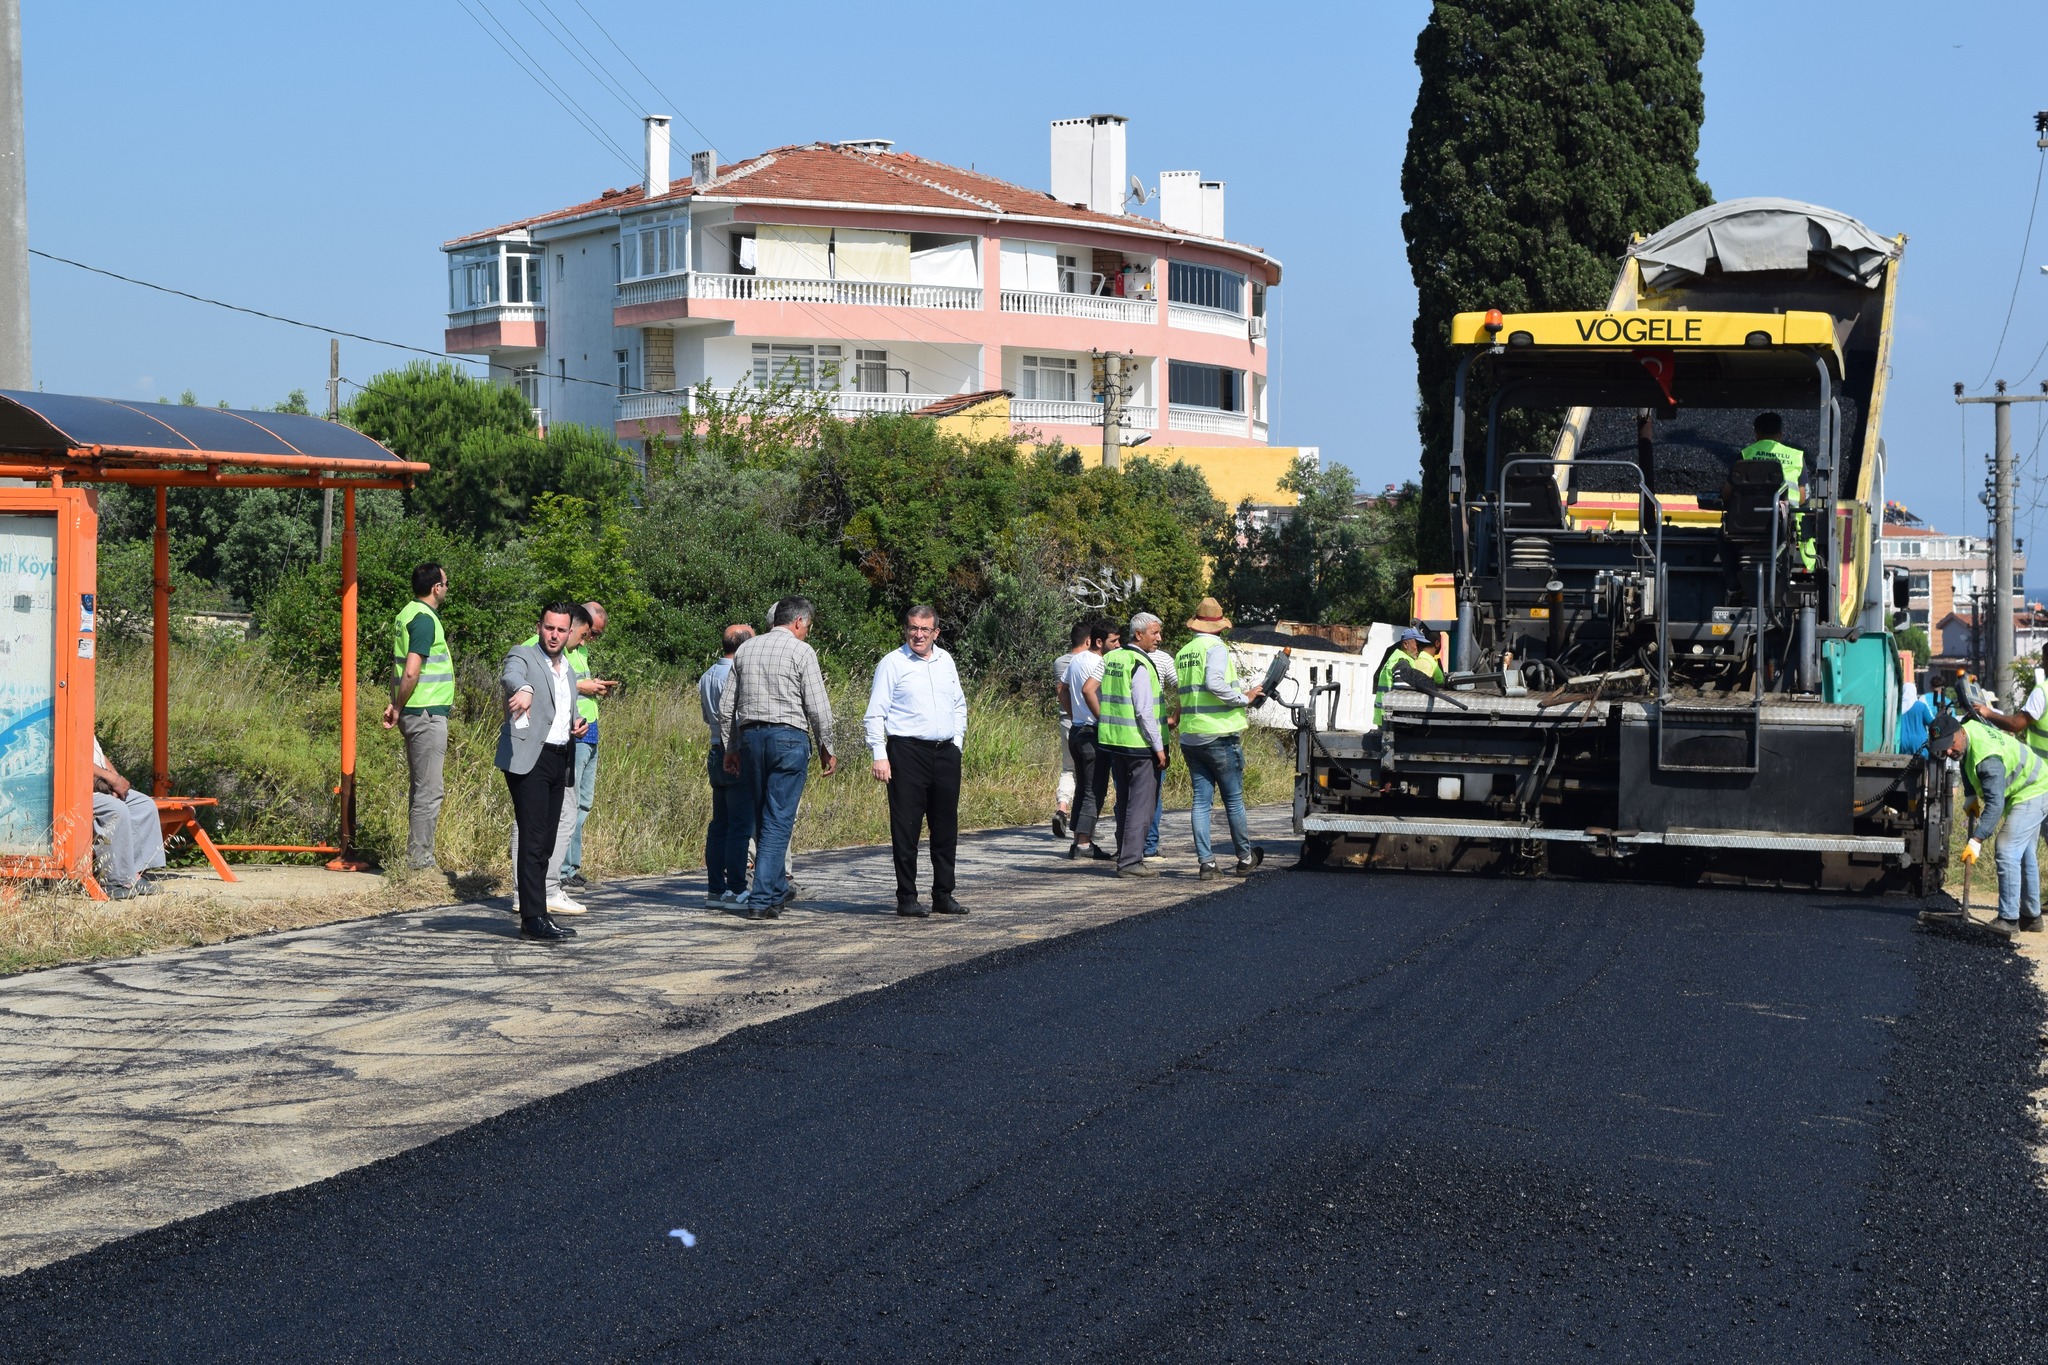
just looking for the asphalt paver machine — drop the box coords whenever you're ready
[1296,199,1947,891]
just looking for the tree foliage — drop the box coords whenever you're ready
[1209,460,1421,627]
[1402,0,1712,569]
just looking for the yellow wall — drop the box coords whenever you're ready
[932,394,1014,444]
[932,395,1303,508]
[1106,444,1304,508]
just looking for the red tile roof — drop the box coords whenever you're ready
[446,142,1275,266]
[913,390,1011,417]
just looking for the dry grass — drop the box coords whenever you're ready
[0,643,1296,975]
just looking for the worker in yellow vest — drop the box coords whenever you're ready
[1373,627,1445,729]
[382,563,454,871]
[1966,643,2048,760]
[1085,612,1168,878]
[1740,412,1816,572]
[1933,709,2048,934]
[1174,597,1267,879]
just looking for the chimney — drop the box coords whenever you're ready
[1158,170,1201,233]
[690,148,717,189]
[643,115,671,197]
[1049,114,1127,216]
[1199,180,1225,238]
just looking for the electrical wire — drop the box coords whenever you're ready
[1970,145,2047,391]
[451,0,639,177]
[566,0,719,152]
[513,0,648,123]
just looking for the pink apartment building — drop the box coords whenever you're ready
[442,115,1293,470]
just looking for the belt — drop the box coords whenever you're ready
[740,720,803,733]
[888,734,954,746]
[543,741,572,753]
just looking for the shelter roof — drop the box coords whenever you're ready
[0,391,424,479]
[913,389,1010,417]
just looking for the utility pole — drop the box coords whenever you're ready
[1956,379,2048,703]
[0,0,30,390]
[1096,350,1123,469]
[320,339,338,562]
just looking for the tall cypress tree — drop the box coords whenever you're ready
[1401,0,1712,571]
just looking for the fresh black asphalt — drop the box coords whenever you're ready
[4,871,2046,1362]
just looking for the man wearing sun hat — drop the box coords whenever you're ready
[1173,597,1267,879]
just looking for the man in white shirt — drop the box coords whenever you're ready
[495,604,587,942]
[1064,619,1116,860]
[865,604,969,916]
[1052,621,1092,839]
[1972,644,2048,759]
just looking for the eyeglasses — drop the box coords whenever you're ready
[905,624,937,634]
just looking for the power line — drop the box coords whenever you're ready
[566,0,718,152]
[451,0,639,177]
[1971,145,2046,391]
[513,0,646,123]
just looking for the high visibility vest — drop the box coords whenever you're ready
[1373,646,1444,728]
[392,601,455,710]
[2027,672,2048,758]
[1174,634,1248,738]
[1741,439,1805,506]
[1097,646,1160,751]
[1962,719,2048,811]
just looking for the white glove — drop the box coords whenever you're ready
[1962,838,1982,866]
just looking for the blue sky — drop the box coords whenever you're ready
[17,1,2048,549]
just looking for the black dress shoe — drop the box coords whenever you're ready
[933,894,968,915]
[520,915,575,942]
[897,898,930,917]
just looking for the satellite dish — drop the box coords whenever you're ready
[1128,174,1148,205]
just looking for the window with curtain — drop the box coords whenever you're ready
[1020,355,1078,402]
[1000,240,1060,293]
[752,343,843,390]
[621,212,687,280]
[1168,360,1243,412]
[1168,261,1246,314]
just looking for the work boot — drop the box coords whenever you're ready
[1981,916,2019,938]
[2023,915,2045,934]
[1198,862,1220,881]
[896,898,930,918]
[933,893,968,915]
[1118,862,1159,878]
[1233,846,1267,877]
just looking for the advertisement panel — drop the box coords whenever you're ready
[0,512,56,855]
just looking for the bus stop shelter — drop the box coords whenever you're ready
[0,390,427,896]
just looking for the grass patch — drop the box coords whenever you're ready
[1,642,1295,974]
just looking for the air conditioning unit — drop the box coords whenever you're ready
[1250,315,1267,340]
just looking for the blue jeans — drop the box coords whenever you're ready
[705,745,755,896]
[1994,792,2047,921]
[1183,736,1251,865]
[559,741,599,878]
[741,725,810,907]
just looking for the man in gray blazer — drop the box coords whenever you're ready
[497,603,588,942]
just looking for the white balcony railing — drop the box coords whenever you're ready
[1251,417,1269,442]
[1168,303,1249,338]
[1169,404,1250,437]
[1123,404,1158,430]
[617,387,955,424]
[445,302,544,329]
[1011,398,1106,425]
[617,271,982,311]
[1000,290,1157,325]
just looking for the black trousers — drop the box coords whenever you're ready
[506,743,572,920]
[1107,746,1159,870]
[1068,725,1110,840]
[886,735,960,901]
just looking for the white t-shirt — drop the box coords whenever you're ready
[1065,651,1105,727]
[2023,677,2046,725]
[1057,651,1085,732]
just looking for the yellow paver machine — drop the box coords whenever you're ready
[1296,199,1946,891]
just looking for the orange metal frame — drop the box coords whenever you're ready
[0,448,422,892]
[0,487,101,899]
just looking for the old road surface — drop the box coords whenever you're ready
[5,871,2047,1362]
